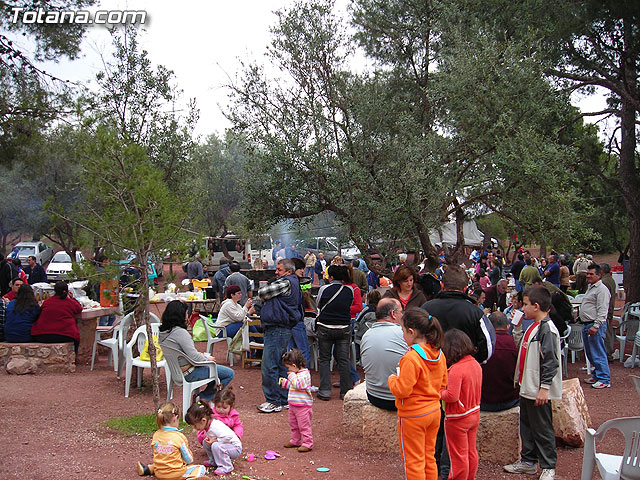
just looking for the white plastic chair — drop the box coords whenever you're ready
[581,416,640,480]
[630,375,640,399]
[568,323,592,373]
[124,323,171,398]
[117,312,161,379]
[628,332,640,370]
[199,314,233,366]
[615,304,639,364]
[560,326,571,377]
[162,344,220,421]
[91,313,132,372]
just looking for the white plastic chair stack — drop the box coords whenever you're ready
[568,323,592,373]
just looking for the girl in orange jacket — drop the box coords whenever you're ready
[388,307,448,480]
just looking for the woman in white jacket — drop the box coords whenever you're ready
[216,285,254,338]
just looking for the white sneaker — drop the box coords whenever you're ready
[504,460,537,474]
[612,349,620,360]
[592,381,611,389]
[257,402,283,413]
[539,468,555,480]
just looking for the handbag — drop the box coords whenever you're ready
[139,335,163,361]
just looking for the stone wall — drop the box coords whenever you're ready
[0,342,76,374]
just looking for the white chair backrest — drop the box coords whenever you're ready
[127,323,160,354]
[117,312,135,349]
[568,324,584,350]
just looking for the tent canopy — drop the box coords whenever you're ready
[429,220,484,247]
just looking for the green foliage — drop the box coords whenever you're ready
[228,0,592,265]
[94,27,198,192]
[0,0,97,165]
[190,132,247,236]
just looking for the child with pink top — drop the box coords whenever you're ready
[212,387,243,440]
[279,349,313,452]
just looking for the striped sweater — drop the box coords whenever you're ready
[280,368,313,407]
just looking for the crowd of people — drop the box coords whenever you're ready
[0,252,84,351]
[3,242,616,480]
[138,244,625,480]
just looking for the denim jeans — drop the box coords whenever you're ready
[261,326,292,405]
[317,325,352,397]
[184,364,235,401]
[582,322,610,384]
[288,321,311,366]
[304,267,315,282]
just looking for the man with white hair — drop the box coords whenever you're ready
[483,279,508,311]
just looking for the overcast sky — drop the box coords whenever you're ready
[20,0,610,140]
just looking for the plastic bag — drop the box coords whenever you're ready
[139,336,163,361]
[192,318,208,342]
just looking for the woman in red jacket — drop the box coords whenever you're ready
[31,281,83,352]
[383,266,427,311]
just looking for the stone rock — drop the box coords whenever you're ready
[552,378,591,447]
[6,357,37,375]
[477,406,521,464]
[0,342,75,373]
[342,381,369,435]
[362,404,398,452]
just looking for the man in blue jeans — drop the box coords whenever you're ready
[256,258,304,413]
[579,264,612,389]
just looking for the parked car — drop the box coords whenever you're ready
[46,250,86,281]
[10,241,54,265]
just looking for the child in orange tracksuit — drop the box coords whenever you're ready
[441,329,482,480]
[388,307,448,480]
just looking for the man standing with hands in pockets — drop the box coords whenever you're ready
[579,264,611,389]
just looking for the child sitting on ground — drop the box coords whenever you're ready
[137,402,208,480]
[388,308,448,480]
[441,329,482,480]
[279,348,313,452]
[503,286,561,480]
[186,402,242,476]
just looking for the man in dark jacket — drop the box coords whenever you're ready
[256,258,304,413]
[212,258,231,300]
[25,255,47,284]
[422,264,491,363]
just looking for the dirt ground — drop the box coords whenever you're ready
[2,252,635,480]
[2,337,639,480]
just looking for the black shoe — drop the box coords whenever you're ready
[317,394,330,401]
[137,462,151,476]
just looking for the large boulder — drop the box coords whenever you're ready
[552,378,591,447]
[362,404,398,452]
[6,357,37,375]
[342,381,369,435]
[477,406,521,464]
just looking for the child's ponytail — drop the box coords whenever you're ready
[402,307,444,349]
[185,401,213,426]
[156,402,180,429]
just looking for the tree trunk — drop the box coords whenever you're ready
[449,207,465,265]
[539,241,547,259]
[619,17,639,302]
[415,223,438,273]
[137,251,162,409]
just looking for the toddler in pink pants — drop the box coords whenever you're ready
[279,349,313,452]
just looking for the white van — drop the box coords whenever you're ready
[297,237,361,261]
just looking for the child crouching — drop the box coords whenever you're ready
[186,402,242,476]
